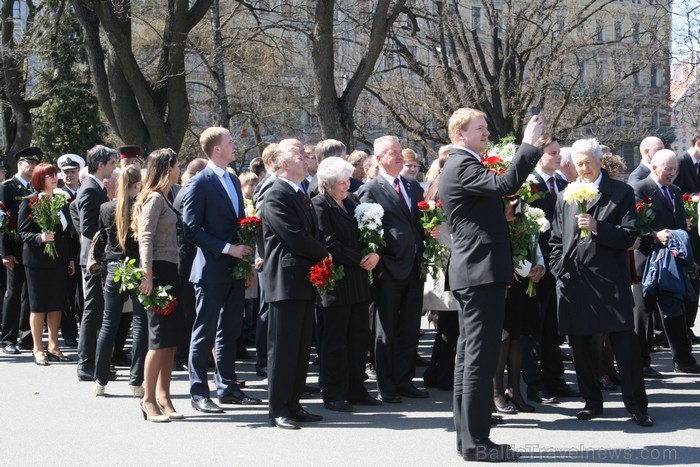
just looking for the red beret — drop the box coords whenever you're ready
[117,145,142,160]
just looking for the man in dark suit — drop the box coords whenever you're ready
[182,127,260,414]
[260,140,329,429]
[0,147,40,354]
[627,137,664,187]
[357,136,434,403]
[549,138,651,427]
[672,133,700,343]
[633,149,700,374]
[522,136,579,403]
[76,145,117,381]
[439,109,543,462]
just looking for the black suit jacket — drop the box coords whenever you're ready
[626,163,651,188]
[632,176,687,272]
[76,175,109,266]
[439,143,542,290]
[17,193,73,268]
[674,153,700,195]
[312,193,371,307]
[172,185,196,279]
[260,178,328,303]
[549,172,638,336]
[530,172,567,268]
[0,177,32,261]
[357,173,425,281]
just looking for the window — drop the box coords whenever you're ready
[650,66,658,87]
[596,20,604,42]
[614,21,622,41]
[384,52,395,69]
[632,64,640,87]
[651,111,659,127]
[557,16,566,36]
[634,107,642,125]
[615,115,624,127]
[632,22,640,44]
[494,8,505,33]
[472,7,481,31]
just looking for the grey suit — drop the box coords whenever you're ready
[626,163,651,188]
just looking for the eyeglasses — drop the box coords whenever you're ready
[44,173,58,179]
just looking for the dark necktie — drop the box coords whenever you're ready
[393,178,410,215]
[547,177,557,202]
[102,186,108,198]
[661,186,673,210]
[297,189,312,211]
[696,163,700,185]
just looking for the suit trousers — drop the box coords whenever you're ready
[255,271,268,371]
[374,269,423,396]
[320,301,371,402]
[685,276,699,331]
[453,283,507,453]
[175,277,196,363]
[60,266,81,342]
[569,330,647,414]
[0,263,30,346]
[267,299,314,418]
[656,295,696,367]
[632,284,655,368]
[77,266,106,374]
[188,280,245,399]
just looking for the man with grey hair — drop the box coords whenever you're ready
[363,155,379,182]
[357,135,436,403]
[550,138,651,426]
[556,147,577,182]
[627,136,664,187]
[632,149,700,375]
[346,150,367,193]
[308,139,347,196]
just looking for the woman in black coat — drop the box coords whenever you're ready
[17,163,75,366]
[312,157,381,412]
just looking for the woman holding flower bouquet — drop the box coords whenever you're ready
[94,166,148,398]
[131,148,184,422]
[17,163,75,366]
[312,157,381,412]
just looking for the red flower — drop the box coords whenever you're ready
[239,216,262,228]
[417,200,430,211]
[481,156,502,166]
[683,193,690,201]
[636,202,644,211]
[642,197,652,204]
[530,184,539,193]
[436,200,442,208]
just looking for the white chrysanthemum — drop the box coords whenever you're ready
[536,217,551,233]
[53,189,70,200]
[526,173,539,185]
[525,206,545,221]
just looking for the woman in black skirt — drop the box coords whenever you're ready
[17,163,75,366]
[131,148,183,422]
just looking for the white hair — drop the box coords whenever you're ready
[316,156,354,195]
[373,135,400,155]
[571,139,602,161]
[438,144,453,156]
[560,147,572,165]
[650,149,677,167]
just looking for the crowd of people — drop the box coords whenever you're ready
[1,110,699,462]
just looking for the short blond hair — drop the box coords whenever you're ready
[199,127,230,157]
[448,108,487,144]
[261,143,279,170]
[402,148,418,162]
[239,171,259,186]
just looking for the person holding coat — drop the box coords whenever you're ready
[549,138,651,427]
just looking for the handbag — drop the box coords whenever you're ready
[86,229,106,275]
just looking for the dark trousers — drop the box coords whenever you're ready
[267,299,314,418]
[656,295,696,367]
[77,266,105,374]
[632,284,655,368]
[453,284,507,453]
[188,280,245,399]
[522,273,566,392]
[424,310,459,390]
[175,278,196,363]
[255,276,268,371]
[0,263,30,346]
[320,301,371,402]
[569,330,647,415]
[374,269,423,396]
[60,265,82,342]
[95,262,147,386]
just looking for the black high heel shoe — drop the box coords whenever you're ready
[34,352,49,366]
[493,393,517,414]
[505,389,535,413]
[47,352,74,362]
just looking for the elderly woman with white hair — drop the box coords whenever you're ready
[311,156,381,412]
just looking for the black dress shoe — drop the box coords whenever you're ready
[304,384,321,394]
[559,349,573,362]
[218,390,261,405]
[547,384,580,398]
[77,372,95,382]
[527,389,558,404]
[689,331,700,345]
[348,394,382,406]
[378,393,402,404]
[63,338,78,348]
[191,397,224,413]
[324,400,353,412]
[256,367,268,378]
[269,416,300,430]
[290,408,323,422]
[631,413,654,427]
[505,391,535,413]
[2,343,20,355]
[674,362,700,374]
[47,352,74,362]
[397,385,429,399]
[415,353,430,367]
[642,366,665,379]
[576,406,603,420]
[463,439,519,462]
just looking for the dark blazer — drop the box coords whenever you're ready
[0,176,32,261]
[62,186,81,262]
[439,143,542,290]
[674,153,700,194]
[349,177,363,193]
[99,199,139,262]
[312,192,371,307]
[172,186,196,279]
[17,193,73,268]
[633,176,686,260]
[549,172,639,336]
[260,177,328,303]
[182,166,245,285]
[356,174,424,281]
[76,175,109,266]
[530,171,567,268]
[626,163,651,188]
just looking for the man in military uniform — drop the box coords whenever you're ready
[0,147,42,354]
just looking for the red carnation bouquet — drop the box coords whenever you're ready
[417,199,450,279]
[636,197,655,236]
[28,191,69,258]
[0,201,14,236]
[682,193,699,227]
[233,216,262,280]
[309,257,345,294]
[113,257,178,316]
